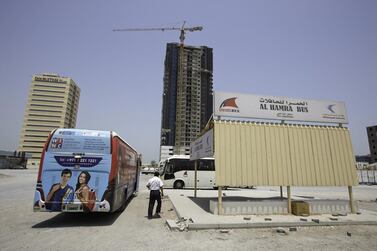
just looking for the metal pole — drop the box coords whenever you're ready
[348,186,355,213]
[287,186,291,214]
[280,186,283,199]
[218,186,223,215]
[360,170,362,184]
[194,160,198,198]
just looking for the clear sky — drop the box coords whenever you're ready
[0,0,376,163]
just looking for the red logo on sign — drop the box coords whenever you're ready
[219,97,240,113]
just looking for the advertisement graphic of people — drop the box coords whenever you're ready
[75,171,96,212]
[45,169,74,211]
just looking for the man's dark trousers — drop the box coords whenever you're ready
[148,190,161,218]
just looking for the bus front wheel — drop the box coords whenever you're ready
[174,180,184,189]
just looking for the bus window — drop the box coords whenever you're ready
[176,159,194,171]
[199,160,215,171]
[166,162,174,173]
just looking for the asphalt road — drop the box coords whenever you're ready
[1,169,377,251]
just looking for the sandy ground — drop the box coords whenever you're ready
[0,169,377,251]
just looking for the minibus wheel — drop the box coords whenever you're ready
[174,180,184,189]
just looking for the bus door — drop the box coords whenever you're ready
[182,159,195,187]
[197,159,215,188]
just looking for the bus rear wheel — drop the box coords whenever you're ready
[174,180,184,189]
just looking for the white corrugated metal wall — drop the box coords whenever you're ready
[214,120,358,186]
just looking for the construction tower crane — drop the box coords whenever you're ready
[112,21,203,46]
[113,22,204,155]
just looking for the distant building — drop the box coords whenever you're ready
[0,150,31,169]
[367,125,377,163]
[160,145,174,163]
[160,43,213,159]
[355,154,371,163]
[355,162,369,170]
[18,73,80,167]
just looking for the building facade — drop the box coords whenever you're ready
[355,154,371,164]
[160,145,174,163]
[367,125,377,163]
[18,73,80,167]
[0,150,31,169]
[160,43,213,159]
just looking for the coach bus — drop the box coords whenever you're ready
[33,128,140,213]
[160,155,216,189]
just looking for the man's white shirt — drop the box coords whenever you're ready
[147,176,163,191]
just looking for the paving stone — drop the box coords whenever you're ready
[312,219,320,223]
[276,227,286,233]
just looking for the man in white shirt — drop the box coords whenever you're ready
[146,171,164,219]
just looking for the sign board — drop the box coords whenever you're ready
[214,91,348,124]
[190,129,213,160]
[34,76,67,84]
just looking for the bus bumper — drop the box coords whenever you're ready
[33,199,111,212]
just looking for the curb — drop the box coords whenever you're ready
[188,220,377,230]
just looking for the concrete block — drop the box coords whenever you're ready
[166,219,179,230]
[209,199,288,215]
[308,200,358,214]
[312,219,320,223]
[276,227,286,233]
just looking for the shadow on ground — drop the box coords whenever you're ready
[32,196,135,228]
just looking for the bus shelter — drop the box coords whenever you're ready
[191,92,358,215]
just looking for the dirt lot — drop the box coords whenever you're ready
[0,169,376,251]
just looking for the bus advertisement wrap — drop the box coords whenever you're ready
[33,128,140,213]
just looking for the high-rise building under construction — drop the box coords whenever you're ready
[160,43,213,159]
[18,73,80,167]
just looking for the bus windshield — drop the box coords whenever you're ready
[160,160,174,180]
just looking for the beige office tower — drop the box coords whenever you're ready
[18,73,80,167]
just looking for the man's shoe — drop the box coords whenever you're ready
[154,213,161,218]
